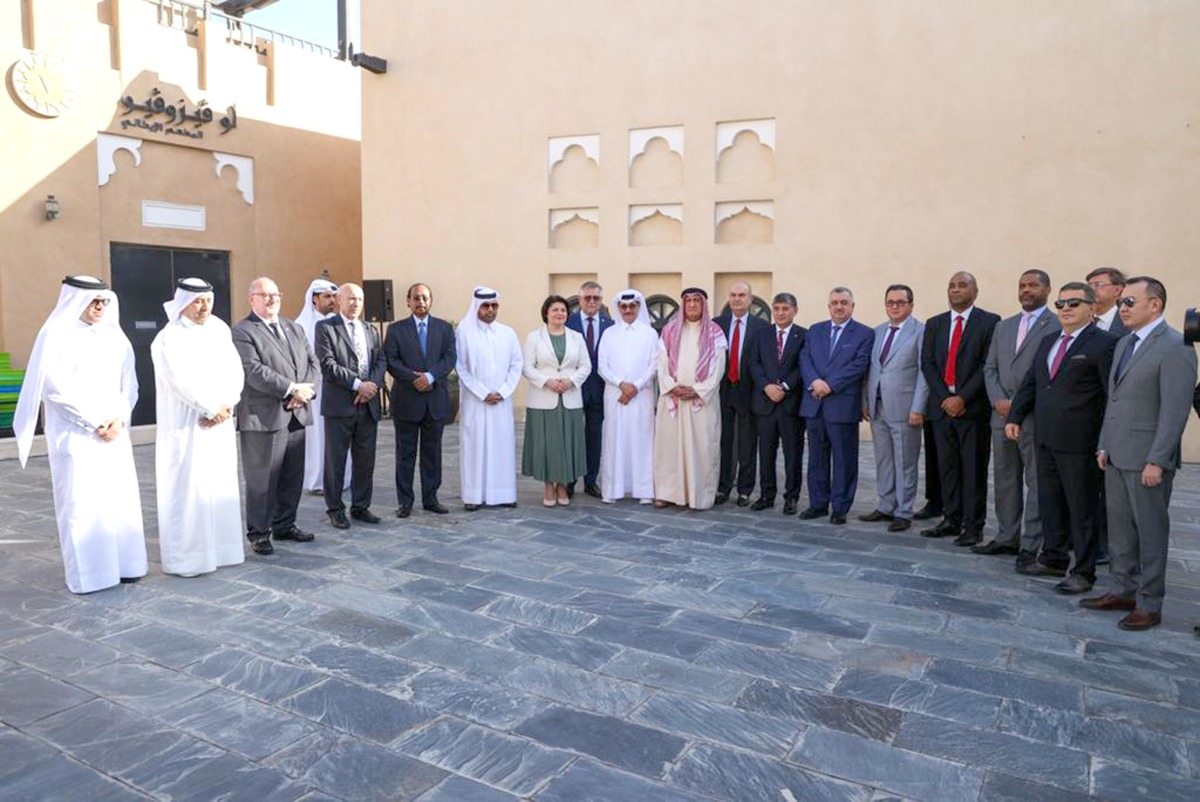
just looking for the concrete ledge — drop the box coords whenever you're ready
[0,425,157,461]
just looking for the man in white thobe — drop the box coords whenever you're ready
[295,278,346,493]
[13,275,147,593]
[455,286,523,509]
[150,278,245,577]
[597,289,658,504]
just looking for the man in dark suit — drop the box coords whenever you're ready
[920,271,1001,546]
[566,280,613,498]
[315,283,385,529]
[232,277,321,555]
[1083,277,1197,630]
[714,281,771,505]
[747,292,806,514]
[798,286,874,524]
[384,283,457,517]
[1006,282,1116,593]
[1086,267,1128,337]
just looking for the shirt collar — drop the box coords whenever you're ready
[1024,305,1047,321]
[1131,316,1166,340]
[952,306,975,322]
[1097,306,1118,326]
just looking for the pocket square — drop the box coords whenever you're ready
[1069,354,1087,360]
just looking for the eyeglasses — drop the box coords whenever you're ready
[580,295,603,303]
[252,292,283,300]
[88,298,111,308]
[1087,280,1117,290]
[884,300,911,307]
[1117,296,1140,308]
[617,302,640,310]
[1053,298,1091,310]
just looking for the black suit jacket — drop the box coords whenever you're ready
[1105,313,1129,338]
[922,307,1001,420]
[714,312,771,407]
[566,311,614,407]
[385,315,456,422]
[1008,324,1116,453]
[1193,382,1200,419]
[747,322,806,416]
[315,315,386,421]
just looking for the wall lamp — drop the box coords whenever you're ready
[45,195,60,221]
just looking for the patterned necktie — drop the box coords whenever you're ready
[1114,333,1139,380]
[351,321,367,378]
[944,315,964,387]
[1048,333,1073,380]
[879,326,898,365]
[830,324,842,352]
[777,328,785,359]
[1015,312,1031,353]
[728,319,741,382]
[418,319,428,357]
[586,316,595,357]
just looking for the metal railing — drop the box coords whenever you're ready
[149,0,339,59]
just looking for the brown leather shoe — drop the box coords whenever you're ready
[1078,593,1136,612]
[1118,609,1162,631]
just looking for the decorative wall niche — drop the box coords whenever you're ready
[716,119,775,183]
[629,126,683,188]
[628,204,683,246]
[548,135,599,193]
[715,201,774,244]
[97,133,143,186]
[549,207,599,248]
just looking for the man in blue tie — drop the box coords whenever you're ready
[566,280,613,498]
[798,286,874,524]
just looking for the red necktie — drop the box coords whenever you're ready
[777,328,785,359]
[943,315,964,388]
[1049,333,1073,379]
[728,319,741,382]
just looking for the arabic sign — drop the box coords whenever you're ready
[118,87,237,140]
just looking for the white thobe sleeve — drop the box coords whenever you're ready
[43,350,102,432]
[633,332,658,391]
[597,335,620,387]
[498,330,524,399]
[153,334,221,418]
[694,345,726,406]
[119,344,138,424]
[455,328,490,400]
[656,340,676,395]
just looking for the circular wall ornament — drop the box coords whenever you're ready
[10,52,77,117]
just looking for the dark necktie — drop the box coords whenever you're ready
[1114,333,1139,380]
[586,316,595,357]
[879,326,898,365]
[777,328,785,359]
[830,324,842,352]
[418,320,428,357]
[1048,333,1073,380]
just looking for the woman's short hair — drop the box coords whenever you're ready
[541,294,570,323]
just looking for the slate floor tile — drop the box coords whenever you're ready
[1085,687,1200,739]
[157,688,319,761]
[185,647,324,702]
[97,622,222,669]
[1008,647,1175,703]
[0,667,94,725]
[67,657,212,715]
[579,616,711,660]
[394,576,501,611]
[672,741,873,802]
[403,668,548,729]
[471,572,579,603]
[665,609,792,649]
[892,589,1017,622]
[1091,759,1200,802]
[27,698,182,775]
[283,677,437,743]
[537,759,710,802]
[922,658,1083,711]
[395,633,530,682]
[630,692,802,756]
[491,624,620,671]
[516,705,685,777]
[602,649,748,701]
[746,602,871,639]
[296,642,421,693]
[562,590,678,625]
[414,774,520,802]
[279,736,449,801]
[867,624,1009,666]
[1,628,123,675]
[697,640,842,691]
[480,596,596,633]
[502,658,650,716]
[977,772,1093,802]
[301,608,419,647]
[735,679,905,742]
[0,751,149,802]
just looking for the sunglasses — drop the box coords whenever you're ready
[88,298,111,307]
[617,302,640,310]
[1117,296,1140,308]
[1053,298,1092,310]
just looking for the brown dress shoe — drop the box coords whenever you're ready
[1078,593,1136,611]
[1118,609,1162,631]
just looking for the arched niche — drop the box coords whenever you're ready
[715,201,774,245]
[629,204,683,246]
[549,208,599,248]
[548,135,599,193]
[629,126,683,188]
[716,119,776,183]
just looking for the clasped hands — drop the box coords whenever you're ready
[285,383,316,410]
[95,418,124,442]
[669,384,699,403]
[199,405,233,428]
[617,381,638,405]
[544,378,574,395]
[353,381,379,406]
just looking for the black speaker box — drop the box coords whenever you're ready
[363,279,395,322]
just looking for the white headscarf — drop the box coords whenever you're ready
[162,277,215,321]
[461,285,500,329]
[294,278,338,342]
[610,288,651,329]
[13,276,125,466]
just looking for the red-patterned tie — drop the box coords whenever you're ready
[728,319,741,382]
[777,328,785,359]
[944,315,964,388]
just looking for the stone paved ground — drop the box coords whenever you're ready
[2,424,1200,801]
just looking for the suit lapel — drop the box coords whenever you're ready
[1017,312,1054,357]
[1118,324,1162,382]
[255,315,293,365]
[882,321,913,367]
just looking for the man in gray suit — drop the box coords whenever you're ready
[860,284,928,532]
[233,277,321,555]
[1083,276,1197,630]
[975,269,1060,564]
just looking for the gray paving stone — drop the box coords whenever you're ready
[516,705,685,777]
[977,773,1093,802]
[922,658,1084,711]
[472,571,579,603]
[696,640,842,691]
[828,598,947,631]
[943,616,1084,657]
[854,568,962,595]
[480,596,596,633]
[157,688,319,760]
[0,750,149,802]
[28,698,182,775]
[97,622,222,669]
[461,550,563,579]
[1091,759,1200,802]
[295,642,420,693]
[502,658,650,716]
[788,726,983,802]
[892,589,1018,622]
[735,679,905,742]
[867,624,1009,666]
[1084,637,1200,681]
[0,612,43,644]
[396,716,573,795]
[403,668,548,729]
[185,647,324,702]
[0,667,94,725]
[665,609,792,648]
[1085,687,1200,739]
[631,692,803,756]
[394,576,501,611]
[886,679,1002,730]
[672,741,872,802]
[1,628,123,675]
[746,602,871,639]
[235,565,333,594]
[536,759,709,802]
[602,649,748,701]
[0,726,62,783]
[711,577,830,610]
[383,594,511,642]
[491,624,620,670]
[562,590,678,625]
[1008,647,1176,703]
[395,633,530,682]
[301,608,419,647]
[415,774,520,802]
[636,581,757,617]
[25,603,144,641]
[67,657,212,715]
[283,677,436,743]
[579,616,711,660]
[208,612,333,660]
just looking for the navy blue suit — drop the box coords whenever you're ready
[748,323,807,503]
[567,310,614,489]
[714,312,772,497]
[799,319,873,515]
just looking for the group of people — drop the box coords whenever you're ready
[13,271,1200,634]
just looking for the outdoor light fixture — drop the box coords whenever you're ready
[44,195,60,221]
[349,46,388,75]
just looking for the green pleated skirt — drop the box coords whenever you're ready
[522,399,587,484]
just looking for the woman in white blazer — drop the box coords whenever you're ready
[522,295,592,506]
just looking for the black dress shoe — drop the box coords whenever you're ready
[351,509,381,524]
[250,538,274,555]
[566,484,576,498]
[396,505,412,518]
[970,540,1018,556]
[888,518,911,532]
[584,484,603,499]
[751,497,774,511]
[857,510,894,523]
[1016,561,1067,577]
[736,495,751,507]
[327,510,350,530]
[953,532,981,547]
[913,504,942,521]
[1054,574,1094,595]
[782,500,798,515]
[920,519,959,538]
[119,576,142,584]
[713,492,729,506]
[423,503,449,514]
[1014,549,1038,571]
[798,507,828,520]
[463,504,481,512]
[274,527,315,542]
[499,502,518,508]
[829,513,847,525]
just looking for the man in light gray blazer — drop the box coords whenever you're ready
[860,285,928,531]
[976,269,1060,563]
[1083,277,1197,630]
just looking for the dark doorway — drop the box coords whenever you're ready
[110,243,232,426]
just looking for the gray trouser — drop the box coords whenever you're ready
[1106,465,1174,613]
[991,424,1041,550]
[870,415,922,520]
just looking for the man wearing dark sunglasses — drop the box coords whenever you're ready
[1006,283,1116,595]
[1083,277,1197,630]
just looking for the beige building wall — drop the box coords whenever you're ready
[0,0,362,368]
[362,0,1200,458]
